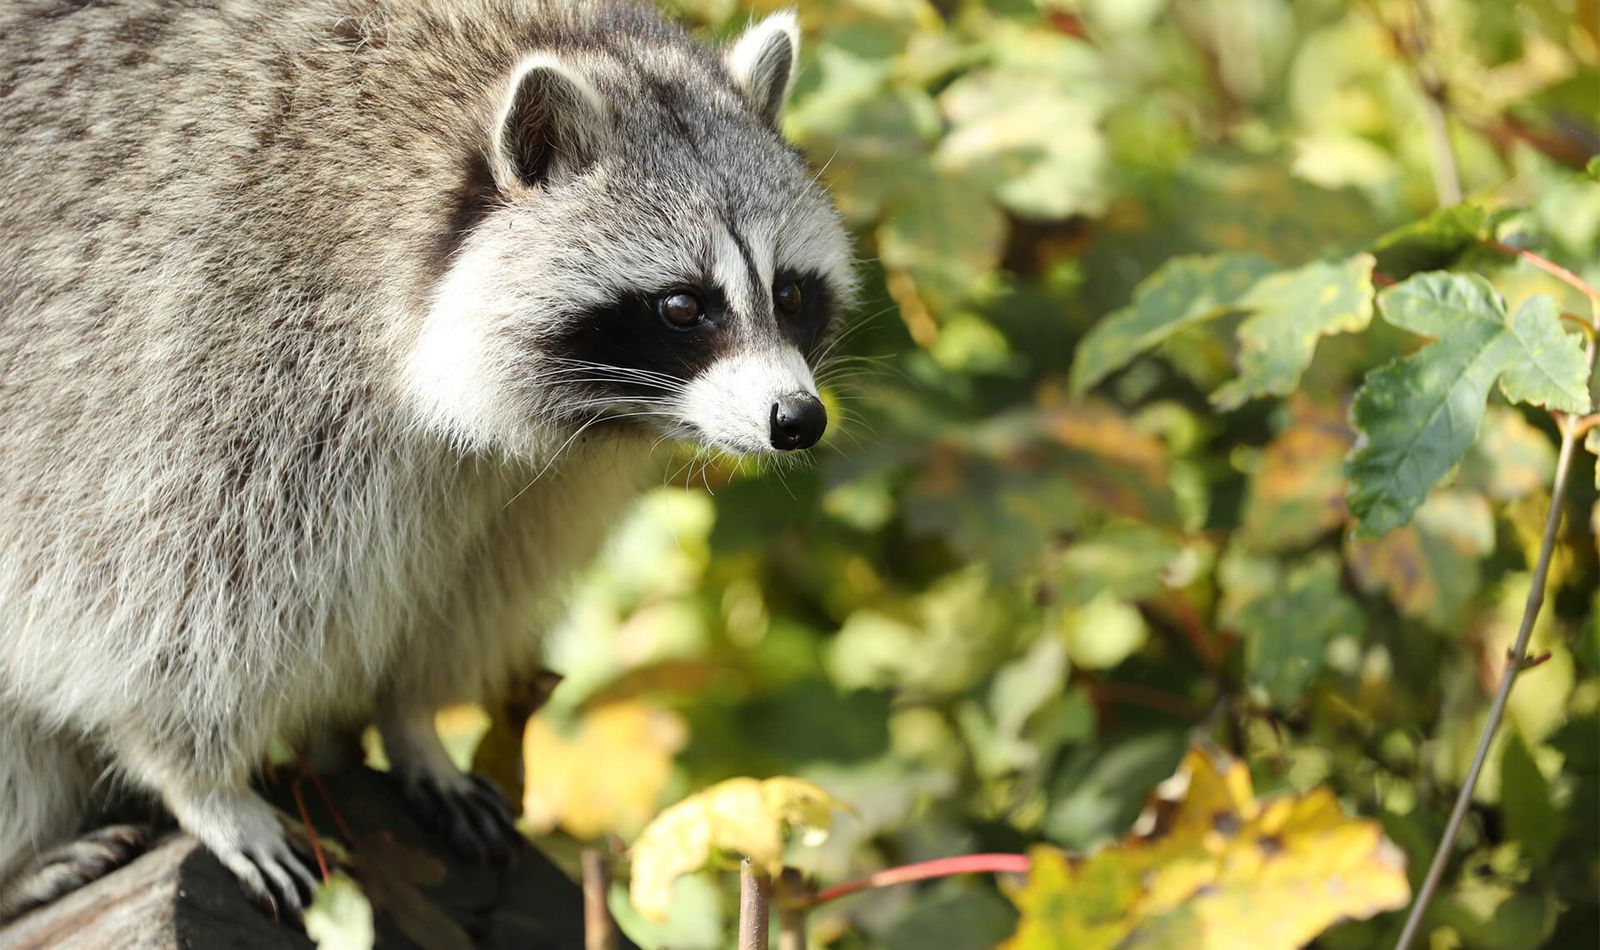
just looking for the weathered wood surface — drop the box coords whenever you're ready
[0,768,632,950]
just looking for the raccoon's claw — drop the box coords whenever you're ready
[0,823,154,920]
[398,771,526,863]
[223,826,322,923]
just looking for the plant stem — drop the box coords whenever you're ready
[1393,278,1599,950]
[582,849,617,950]
[1483,240,1600,303]
[810,853,1032,906]
[739,859,770,950]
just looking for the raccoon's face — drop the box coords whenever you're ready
[407,13,856,462]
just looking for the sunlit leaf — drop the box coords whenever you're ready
[1005,747,1410,949]
[305,874,375,950]
[1212,254,1375,409]
[937,68,1108,220]
[1346,274,1589,536]
[1069,254,1276,396]
[522,700,687,840]
[629,776,843,922]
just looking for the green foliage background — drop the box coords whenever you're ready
[525,1,1600,946]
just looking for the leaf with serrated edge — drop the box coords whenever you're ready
[1213,254,1374,409]
[1499,295,1592,412]
[1346,333,1508,537]
[1346,273,1588,536]
[1069,254,1275,396]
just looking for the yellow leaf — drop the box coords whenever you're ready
[1003,745,1410,949]
[521,700,686,841]
[629,776,843,922]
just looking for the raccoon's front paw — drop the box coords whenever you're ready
[395,770,526,863]
[0,823,154,921]
[175,789,322,922]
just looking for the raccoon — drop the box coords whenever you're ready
[0,0,854,921]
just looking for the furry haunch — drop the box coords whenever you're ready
[0,0,854,922]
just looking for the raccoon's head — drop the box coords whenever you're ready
[407,11,856,463]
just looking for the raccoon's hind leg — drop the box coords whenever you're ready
[0,715,135,923]
[378,703,524,862]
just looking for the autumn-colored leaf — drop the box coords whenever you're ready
[1002,746,1410,949]
[629,776,843,922]
[522,700,687,840]
[1239,399,1354,551]
[1347,490,1494,628]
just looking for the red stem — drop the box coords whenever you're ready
[810,854,1032,907]
[290,778,333,883]
[1483,240,1600,303]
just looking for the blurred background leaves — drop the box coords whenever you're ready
[455,0,1598,946]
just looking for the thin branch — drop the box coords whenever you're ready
[1394,287,1599,949]
[582,849,618,950]
[1567,413,1600,438]
[739,860,770,950]
[810,854,1033,907]
[1483,240,1600,305]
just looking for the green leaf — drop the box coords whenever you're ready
[1587,154,1600,182]
[878,164,1007,313]
[1500,733,1561,866]
[1237,555,1362,705]
[1499,295,1592,411]
[1346,273,1590,536]
[937,68,1107,220]
[1369,202,1496,277]
[305,874,375,950]
[1212,254,1375,409]
[1069,254,1275,396]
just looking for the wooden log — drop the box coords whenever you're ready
[0,768,634,950]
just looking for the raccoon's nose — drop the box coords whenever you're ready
[769,393,826,450]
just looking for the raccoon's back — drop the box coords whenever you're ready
[0,1,499,659]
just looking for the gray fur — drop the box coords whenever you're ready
[0,0,853,919]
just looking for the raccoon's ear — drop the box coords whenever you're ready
[725,11,800,126]
[491,55,609,190]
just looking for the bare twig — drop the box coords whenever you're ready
[739,859,770,950]
[582,849,617,950]
[1394,253,1600,949]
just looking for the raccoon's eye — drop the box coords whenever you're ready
[658,291,705,329]
[774,280,802,318]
